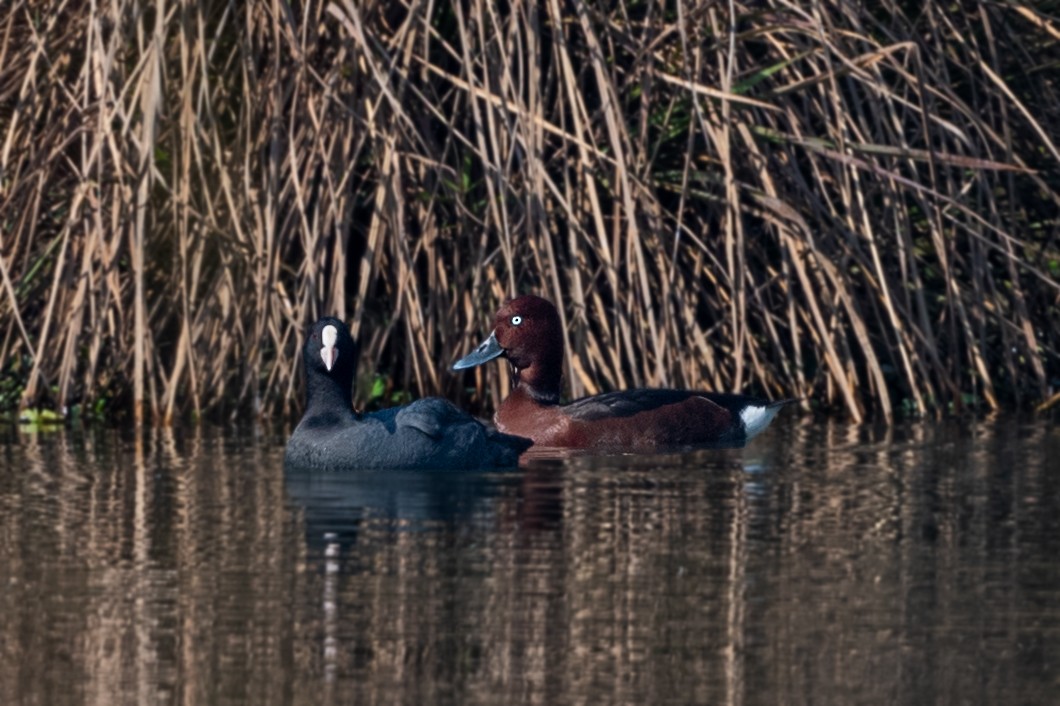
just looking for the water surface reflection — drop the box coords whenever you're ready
[1,418,1058,705]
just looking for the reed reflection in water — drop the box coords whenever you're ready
[0,418,1058,705]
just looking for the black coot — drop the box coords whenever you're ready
[284,317,531,470]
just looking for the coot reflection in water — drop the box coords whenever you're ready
[0,418,1059,705]
[283,466,524,553]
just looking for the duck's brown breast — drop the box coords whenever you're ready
[494,392,574,446]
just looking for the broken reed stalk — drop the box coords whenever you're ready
[0,0,1057,424]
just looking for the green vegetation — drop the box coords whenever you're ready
[1,1,1058,424]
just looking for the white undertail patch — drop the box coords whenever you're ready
[320,324,339,371]
[740,405,780,441]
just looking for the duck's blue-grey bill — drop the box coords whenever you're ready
[452,331,504,370]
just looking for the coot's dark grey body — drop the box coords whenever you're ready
[285,317,531,471]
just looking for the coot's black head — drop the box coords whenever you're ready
[302,317,358,407]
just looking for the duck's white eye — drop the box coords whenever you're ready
[511,315,523,326]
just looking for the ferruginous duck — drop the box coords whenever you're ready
[452,296,794,451]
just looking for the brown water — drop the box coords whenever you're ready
[1,417,1058,705]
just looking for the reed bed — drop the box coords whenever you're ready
[1,0,1058,424]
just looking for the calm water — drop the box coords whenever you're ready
[1,417,1058,705]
